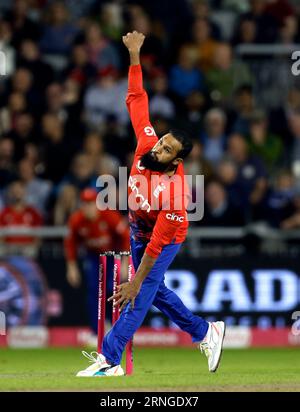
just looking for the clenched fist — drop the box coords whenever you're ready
[122,30,145,53]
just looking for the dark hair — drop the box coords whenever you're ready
[169,129,193,159]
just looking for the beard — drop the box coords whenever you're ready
[140,150,170,172]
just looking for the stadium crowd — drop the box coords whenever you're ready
[1,0,300,235]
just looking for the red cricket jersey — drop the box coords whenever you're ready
[126,65,190,258]
[64,209,130,261]
[0,206,42,244]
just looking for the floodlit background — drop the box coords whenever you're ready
[0,0,300,350]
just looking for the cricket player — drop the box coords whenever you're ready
[77,32,225,377]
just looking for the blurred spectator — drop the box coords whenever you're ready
[280,192,300,229]
[184,141,214,201]
[64,188,129,333]
[270,87,300,146]
[0,138,18,188]
[128,9,165,70]
[278,15,298,44]
[206,43,253,106]
[84,67,127,129]
[3,0,40,49]
[18,157,52,217]
[201,108,227,166]
[99,2,124,41]
[200,180,245,226]
[247,110,283,172]
[232,17,257,46]
[216,158,244,208]
[231,85,256,135]
[82,131,120,177]
[0,19,15,76]
[173,90,207,137]
[64,43,97,86]
[192,0,222,40]
[7,112,36,161]
[263,169,295,227]
[10,66,42,113]
[169,44,205,98]
[45,81,83,138]
[191,17,219,72]
[41,113,71,183]
[0,180,42,245]
[265,0,295,26]
[83,21,120,70]
[234,0,279,44]
[17,39,54,89]
[39,1,78,55]
[149,68,175,119]
[227,133,268,214]
[0,91,26,134]
[54,153,97,225]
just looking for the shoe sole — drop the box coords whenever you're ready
[210,322,226,373]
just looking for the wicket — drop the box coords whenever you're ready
[98,251,134,375]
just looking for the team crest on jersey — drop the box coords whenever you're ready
[153,183,166,198]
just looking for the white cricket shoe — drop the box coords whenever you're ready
[198,321,226,373]
[76,351,124,377]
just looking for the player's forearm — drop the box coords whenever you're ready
[129,51,140,66]
[132,252,157,287]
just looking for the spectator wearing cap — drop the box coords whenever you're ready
[64,188,129,334]
[247,110,283,172]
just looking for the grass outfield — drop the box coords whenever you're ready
[0,347,299,392]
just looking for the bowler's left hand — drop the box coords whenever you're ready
[108,280,141,312]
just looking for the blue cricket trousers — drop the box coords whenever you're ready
[102,237,209,365]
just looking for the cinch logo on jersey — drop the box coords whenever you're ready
[166,213,184,222]
[128,176,151,212]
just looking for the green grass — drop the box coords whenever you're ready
[0,347,299,392]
